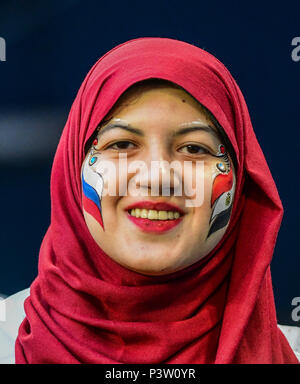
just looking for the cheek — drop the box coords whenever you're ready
[207,161,236,239]
[190,163,216,207]
[188,162,232,230]
[203,166,217,219]
[81,157,105,230]
[94,159,127,228]
[211,168,234,207]
[81,151,125,232]
[186,165,215,232]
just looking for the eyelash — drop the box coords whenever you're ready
[105,141,211,155]
[106,141,137,150]
[178,144,210,155]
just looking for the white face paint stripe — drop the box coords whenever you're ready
[81,154,105,228]
[83,156,104,195]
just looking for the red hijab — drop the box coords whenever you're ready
[15,37,298,364]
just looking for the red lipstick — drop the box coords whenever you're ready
[125,201,185,234]
[125,201,185,215]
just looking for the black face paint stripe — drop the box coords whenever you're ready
[206,204,233,238]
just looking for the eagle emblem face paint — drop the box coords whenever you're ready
[207,144,236,238]
[81,145,105,230]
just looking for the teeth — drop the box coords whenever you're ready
[148,210,158,220]
[158,211,168,220]
[141,209,148,218]
[129,208,181,220]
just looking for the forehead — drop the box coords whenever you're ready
[101,83,214,128]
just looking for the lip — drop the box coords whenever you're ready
[124,201,185,215]
[126,212,184,233]
[124,200,185,234]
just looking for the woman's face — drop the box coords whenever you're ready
[81,84,236,275]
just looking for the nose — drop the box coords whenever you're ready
[131,143,182,197]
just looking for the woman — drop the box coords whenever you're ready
[1,37,299,363]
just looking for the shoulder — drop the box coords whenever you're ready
[0,288,30,364]
[0,290,299,364]
[278,324,300,362]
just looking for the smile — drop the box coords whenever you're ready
[125,201,185,233]
[129,208,181,220]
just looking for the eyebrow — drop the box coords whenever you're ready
[172,125,219,139]
[98,122,144,137]
[97,122,219,139]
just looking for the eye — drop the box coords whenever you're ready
[106,141,137,150]
[178,144,209,155]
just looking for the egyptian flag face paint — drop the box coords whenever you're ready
[81,145,105,230]
[207,144,236,238]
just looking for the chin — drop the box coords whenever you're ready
[127,266,178,276]
[121,256,185,276]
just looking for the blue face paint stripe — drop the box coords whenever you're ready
[82,172,102,213]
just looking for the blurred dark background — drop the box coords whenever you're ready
[0,0,299,325]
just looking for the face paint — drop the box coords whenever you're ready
[81,138,105,230]
[207,144,236,238]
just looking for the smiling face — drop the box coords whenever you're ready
[81,80,236,275]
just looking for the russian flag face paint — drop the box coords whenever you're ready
[81,149,105,230]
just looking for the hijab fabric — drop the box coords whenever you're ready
[15,37,299,364]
